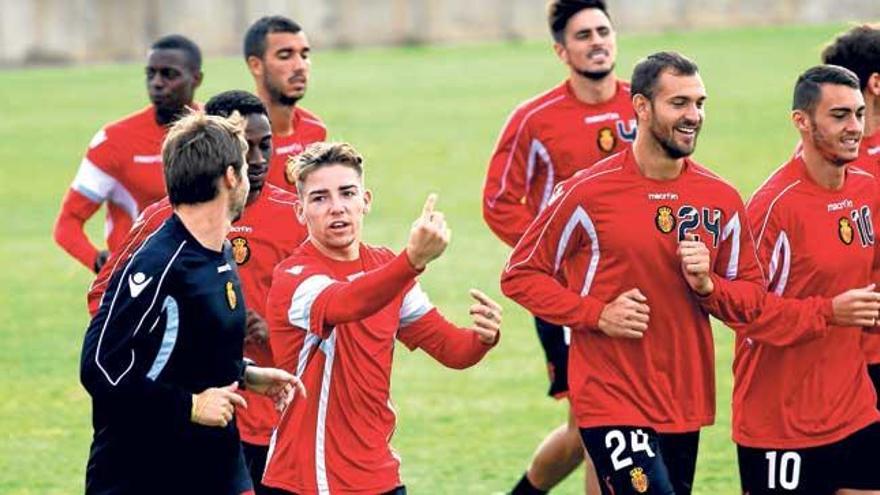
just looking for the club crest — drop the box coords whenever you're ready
[630,467,649,493]
[656,206,676,234]
[226,281,237,310]
[231,236,251,265]
[838,217,854,245]
[598,127,617,153]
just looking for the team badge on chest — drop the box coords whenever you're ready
[231,237,251,265]
[655,206,676,234]
[630,467,649,493]
[597,127,617,153]
[225,281,237,310]
[838,217,854,245]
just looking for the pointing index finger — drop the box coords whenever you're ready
[470,288,502,312]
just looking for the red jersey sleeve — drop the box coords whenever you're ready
[500,180,606,331]
[699,195,833,346]
[395,285,496,369]
[54,128,124,270]
[54,189,103,270]
[483,106,540,247]
[275,251,421,340]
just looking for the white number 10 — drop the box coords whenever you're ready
[765,451,801,490]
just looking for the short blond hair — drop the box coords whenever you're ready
[163,110,247,205]
[286,142,364,193]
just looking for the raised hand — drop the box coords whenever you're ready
[468,288,503,344]
[597,288,651,339]
[191,382,248,427]
[677,234,713,295]
[406,193,451,270]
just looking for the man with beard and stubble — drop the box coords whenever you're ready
[85,90,309,493]
[80,112,303,495]
[54,35,203,273]
[822,24,880,405]
[244,15,327,193]
[483,3,633,491]
[501,52,878,495]
[728,64,880,495]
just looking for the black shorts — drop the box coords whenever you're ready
[738,422,880,494]
[869,363,880,409]
[580,426,699,495]
[242,442,270,495]
[534,316,569,398]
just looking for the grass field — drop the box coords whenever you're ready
[0,23,851,494]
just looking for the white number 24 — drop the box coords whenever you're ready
[605,429,656,471]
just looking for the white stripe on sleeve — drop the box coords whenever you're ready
[71,157,118,203]
[288,275,335,330]
[399,283,434,327]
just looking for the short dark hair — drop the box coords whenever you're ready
[821,24,880,92]
[631,51,700,101]
[204,90,267,119]
[243,15,303,60]
[792,65,861,113]
[151,34,202,71]
[163,112,247,206]
[547,0,610,43]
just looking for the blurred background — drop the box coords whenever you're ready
[2,0,879,65]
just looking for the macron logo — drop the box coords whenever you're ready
[128,272,153,298]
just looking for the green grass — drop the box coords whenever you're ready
[0,23,848,493]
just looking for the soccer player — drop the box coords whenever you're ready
[821,24,880,402]
[261,142,502,494]
[80,112,303,494]
[500,51,880,495]
[728,66,880,494]
[53,34,203,273]
[244,15,327,193]
[85,90,307,493]
[482,2,632,491]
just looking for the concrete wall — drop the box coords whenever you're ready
[1,0,878,65]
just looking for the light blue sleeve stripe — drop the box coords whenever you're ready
[73,184,105,203]
[147,296,179,381]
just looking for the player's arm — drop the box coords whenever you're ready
[482,106,540,247]
[284,194,450,339]
[681,201,877,346]
[54,130,120,271]
[54,189,106,271]
[80,256,244,429]
[396,287,500,369]
[500,183,649,339]
[80,257,195,428]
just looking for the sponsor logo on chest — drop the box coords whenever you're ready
[827,198,853,212]
[132,154,162,164]
[275,143,304,156]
